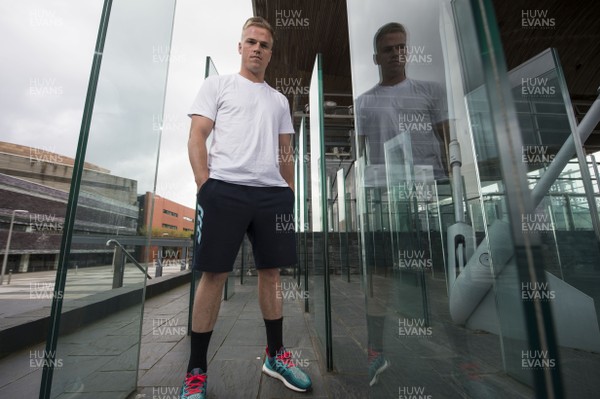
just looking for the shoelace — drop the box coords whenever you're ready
[185,373,207,395]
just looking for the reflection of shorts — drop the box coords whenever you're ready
[193,178,297,273]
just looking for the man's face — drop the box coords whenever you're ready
[238,26,273,75]
[374,32,407,76]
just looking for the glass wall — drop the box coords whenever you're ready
[39,0,176,397]
[307,54,333,370]
[342,0,600,397]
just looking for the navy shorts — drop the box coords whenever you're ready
[193,178,297,273]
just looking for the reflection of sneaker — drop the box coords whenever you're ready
[262,347,312,392]
[368,349,390,386]
[180,368,207,399]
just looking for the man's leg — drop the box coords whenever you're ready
[187,271,229,373]
[258,268,283,356]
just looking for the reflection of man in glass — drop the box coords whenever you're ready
[355,22,449,386]
[356,22,449,184]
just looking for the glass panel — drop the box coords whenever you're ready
[509,48,600,398]
[41,0,176,397]
[337,168,350,282]
[308,54,332,369]
[346,0,566,397]
[295,117,309,308]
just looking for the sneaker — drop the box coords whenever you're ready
[368,349,389,386]
[180,368,207,399]
[262,346,312,392]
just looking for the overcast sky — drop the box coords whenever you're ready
[0,0,251,209]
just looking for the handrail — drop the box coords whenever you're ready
[106,239,152,279]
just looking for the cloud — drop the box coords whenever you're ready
[1,0,255,210]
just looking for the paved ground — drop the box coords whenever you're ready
[0,264,185,318]
[1,270,598,398]
[132,276,361,399]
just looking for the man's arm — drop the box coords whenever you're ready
[188,115,214,192]
[279,133,294,191]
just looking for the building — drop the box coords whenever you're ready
[138,192,195,268]
[0,141,139,272]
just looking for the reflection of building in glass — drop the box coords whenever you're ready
[138,192,195,265]
[0,141,138,272]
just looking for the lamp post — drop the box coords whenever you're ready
[1,209,29,285]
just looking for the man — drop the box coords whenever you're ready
[354,22,449,386]
[182,17,312,399]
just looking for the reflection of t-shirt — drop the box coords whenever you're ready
[188,74,294,187]
[355,79,448,182]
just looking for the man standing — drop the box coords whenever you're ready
[182,17,312,399]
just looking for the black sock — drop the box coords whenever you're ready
[367,315,385,352]
[187,330,213,373]
[264,317,283,357]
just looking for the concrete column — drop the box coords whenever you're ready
[18,254,30,273]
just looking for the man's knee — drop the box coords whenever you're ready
[258,268,280,281]
[198,271,229,287]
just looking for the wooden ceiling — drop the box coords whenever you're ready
[252,0,600,151]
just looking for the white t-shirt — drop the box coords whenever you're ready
[188,73,294,187]
[355,78,448,184]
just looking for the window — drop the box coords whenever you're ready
[163,209,178,217]
[162,223,177,230]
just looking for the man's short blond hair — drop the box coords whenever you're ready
[242,16,275,42]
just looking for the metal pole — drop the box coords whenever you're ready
[1,209,28,285]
